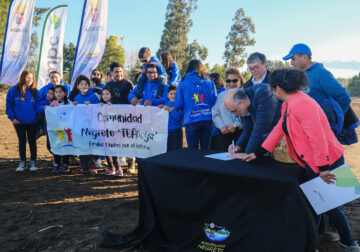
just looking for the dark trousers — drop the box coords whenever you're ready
[80,155,95,169]
[210,129,243,152]
[167,128,183,152]
[46,135,70,165]
[185,120,212,150]
[106,156,120,169]
[14,123,37,161]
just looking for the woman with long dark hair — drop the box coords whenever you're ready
[174,59,217,150]
[6,70,42,172]
[160,52,181,86]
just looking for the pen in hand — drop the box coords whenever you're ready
[232,140,235,154]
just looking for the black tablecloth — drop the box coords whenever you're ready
[101,149,318,251]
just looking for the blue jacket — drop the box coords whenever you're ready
[141,56,167,77]
[39,81,72,101]
[74,91,99,104]
[236,84,281,154]
[174,70,217,125]
[6,85,43,124]
[306,63,351,113]
[164,100,183,132]
[128,79,169,106]
[167,61,181,86]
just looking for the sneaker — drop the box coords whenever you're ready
[128,163,136,174]
[60,164,70,173]
[89,167,98,175]
[52,164,60,174]
[104,167,115,175]
[72,167,87,174]
[320,231,340,242]
[120,157,127,166]
[16,161,26,172]
[339,241,360,252]
[29,160,37,171]
[95,159,102,168]
[115,168,124,177]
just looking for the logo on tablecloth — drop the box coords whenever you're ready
[203,222,230,242]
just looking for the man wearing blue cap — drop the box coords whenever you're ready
[283,43,351,114]
[283,44,360,252]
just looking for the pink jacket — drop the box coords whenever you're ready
[262,91,343,173]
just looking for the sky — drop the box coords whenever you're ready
[33,0,360,78]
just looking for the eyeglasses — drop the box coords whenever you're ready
[247,65,260,72]
[229,103,240,114]
[226,79,239,83]
[146,71,157,75]
[140,58,148,64]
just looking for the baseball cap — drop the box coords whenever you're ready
[283,43,312,60]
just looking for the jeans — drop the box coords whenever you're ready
[14,123,37,161]
[167,128,183,151]
[185,120,212,150]
[303,156,355,246]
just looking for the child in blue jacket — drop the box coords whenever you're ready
[6,70,43,172]
[159,85,184,151]
[174,60,217,150]
[72,75,99,175]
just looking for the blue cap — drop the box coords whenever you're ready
[283,43,312,60]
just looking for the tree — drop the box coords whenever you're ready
[25,31,39,72]
[0,0,11,58]
[267,60,291,72]
[63,42,76,83]
[347,72,360,97]
[97,35,125,75]
[128,59,142,84]
[223,8,255,68]
[157,0,207,73]
[210,64,226,80]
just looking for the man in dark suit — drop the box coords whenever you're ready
[244,52,271,88]
[224,84,281,154]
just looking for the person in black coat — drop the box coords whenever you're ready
[224,84,281,154]
[244,52,271,88]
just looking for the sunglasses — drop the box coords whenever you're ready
[226,79,239,83]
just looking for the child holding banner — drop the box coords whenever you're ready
[99,87,124,177]
[159,85,184,151]
[6,70,43,172]
[72,75,99,175]
[48,86,71,173]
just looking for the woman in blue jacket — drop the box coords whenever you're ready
[160,52,181,86]
[6,70,42,172]
[175,59,217,150]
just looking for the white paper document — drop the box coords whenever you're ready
[300,164,360,214]
[205,152,234,161]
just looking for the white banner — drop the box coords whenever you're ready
[70,0,108,85]
[36,5,68,89]
[300,164,360,214]
[0,0,35,85]
[46,105,168,158]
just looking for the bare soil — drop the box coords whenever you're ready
[0,92,359,252]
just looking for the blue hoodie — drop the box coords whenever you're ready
[39,81,72,101]
[74,91,99,104]
[174,70,217,125]
[163,100,184,132]
[141,56,167,77]
[6,85,43,124]
[306,63,351,113]
[167,61,181,86]
[128,79,169,106]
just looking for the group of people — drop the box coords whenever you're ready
[5,43,359,251]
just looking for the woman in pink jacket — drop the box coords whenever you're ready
[232,69,359,251]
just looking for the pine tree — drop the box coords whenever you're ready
[157,0,207,73]
[223,8,255,68]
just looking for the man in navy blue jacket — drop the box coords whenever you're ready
[224,84,281,154]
